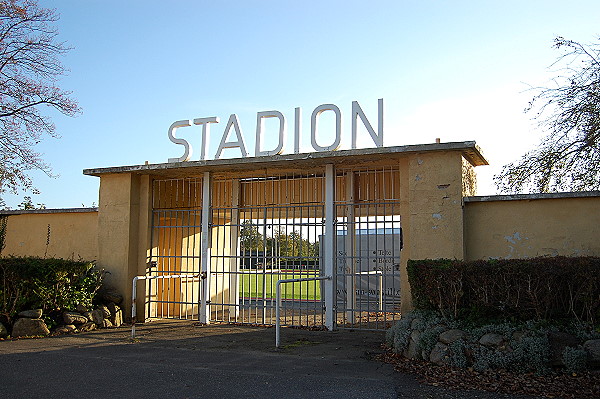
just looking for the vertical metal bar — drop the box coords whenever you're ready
[230,179,240,320]
[345,171,356,324]
[324,163,335,330]
[200,172,212,324]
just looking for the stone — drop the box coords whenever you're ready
[83,311,94,322]
[548,331,580,366]
[107,302,118,315]
[479,333,505,348]
[110,308,123,327]
[512,331,526,342]
[102,290,123,304]
[583,339,600,367]
[91,309,104,326]
[410,318,422,330]
[429,342,450,365]
[63,312,88,325]
[404,330,421,359]
[76,304,89,313]
[54,325,76,334]
[18,309,43,319]
[439,329,467,344]
[12,318,50,337]
[97,305,111,319]
[0,321,7,338]
[78,322,96,332]
[102,319,113,328]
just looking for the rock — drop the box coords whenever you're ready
[583,339,600,367]
[0,322,7,338]
[18,309,43,319]
[83,311,94,322]
[102,319,113,328]
[97,305,111,319]
[479,333,505,348]
[63,312,88,325]
[76,304,89,313]
[548,331,580,366]
[102,290,123,304]
[91,309,104,326]
[54,325,76,334]
[410,318,422,330]
[439,329,467,344]
[78,322,96,332]
[512,331,526,342]
[111,308,123,327]
[404,330,421,359]
[429,342,450,365]
[12,318,50,337]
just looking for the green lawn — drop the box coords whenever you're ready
[239,271,321,300]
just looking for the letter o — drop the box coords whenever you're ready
[310,104,341,152]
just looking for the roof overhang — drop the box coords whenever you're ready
[83,141,488,178]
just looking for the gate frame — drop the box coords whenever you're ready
[84,141,487,326]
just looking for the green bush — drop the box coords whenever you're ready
[407,257,600,326]
[562,346,588,373]
[0,257,104,323]
[386,310,598,374]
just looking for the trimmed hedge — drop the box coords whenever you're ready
[407,257,600,325]
[0,257,103,323]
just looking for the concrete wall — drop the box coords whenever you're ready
[96,173,152,318]
[1,209,98,260]
[398,151,466,311]
[464,192,600,260]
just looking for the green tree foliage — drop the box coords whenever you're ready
[495,36,600,193]
[16,195,45,209]
[240,220,263,251]
[0,0,80,199]
[240,220,319,259]
[0,257,103,322]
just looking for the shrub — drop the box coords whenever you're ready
[562,346,588,373]
[407,257,600,326]
[387,311,599,374]
[0,257,103,323]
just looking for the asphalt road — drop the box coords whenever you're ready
[0,321,538,399]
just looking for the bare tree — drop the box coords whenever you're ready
[0,0,79,199]
[495,36,600,193]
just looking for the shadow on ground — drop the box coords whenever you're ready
[0,320,540,399]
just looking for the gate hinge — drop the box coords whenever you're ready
[200,271,207,279]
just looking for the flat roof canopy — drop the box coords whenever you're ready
[83,141,487,178]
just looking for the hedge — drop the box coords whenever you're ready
[0,257,103,324]
[407,257,600,325]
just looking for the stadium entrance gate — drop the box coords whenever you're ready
[144,165,402,330]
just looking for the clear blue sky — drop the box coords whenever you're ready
[4,0,600,208]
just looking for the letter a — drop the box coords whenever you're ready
[215,114,248,159]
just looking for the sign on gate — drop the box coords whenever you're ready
[320,228,402,308]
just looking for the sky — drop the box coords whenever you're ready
[3,0,600,209]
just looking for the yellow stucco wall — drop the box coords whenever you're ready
[464,195,600,260]
[397,151,466,312]
[96,173,152,318]
[2,211,98,260]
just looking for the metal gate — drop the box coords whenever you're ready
[145,166,402,330]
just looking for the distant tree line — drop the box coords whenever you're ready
[240,220,319,259]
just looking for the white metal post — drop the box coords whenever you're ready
[199,172,212,324]
[230,179,240,320]
[324,163,335,330]
[345,172,356,323]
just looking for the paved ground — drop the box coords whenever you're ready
[0,320,539,398]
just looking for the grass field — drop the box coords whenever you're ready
[239,271,321,300]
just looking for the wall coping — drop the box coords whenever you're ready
[83,141,488,177]
[464,191,600,203]
[0,207,98,216]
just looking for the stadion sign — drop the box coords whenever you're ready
[167,99,384,162]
